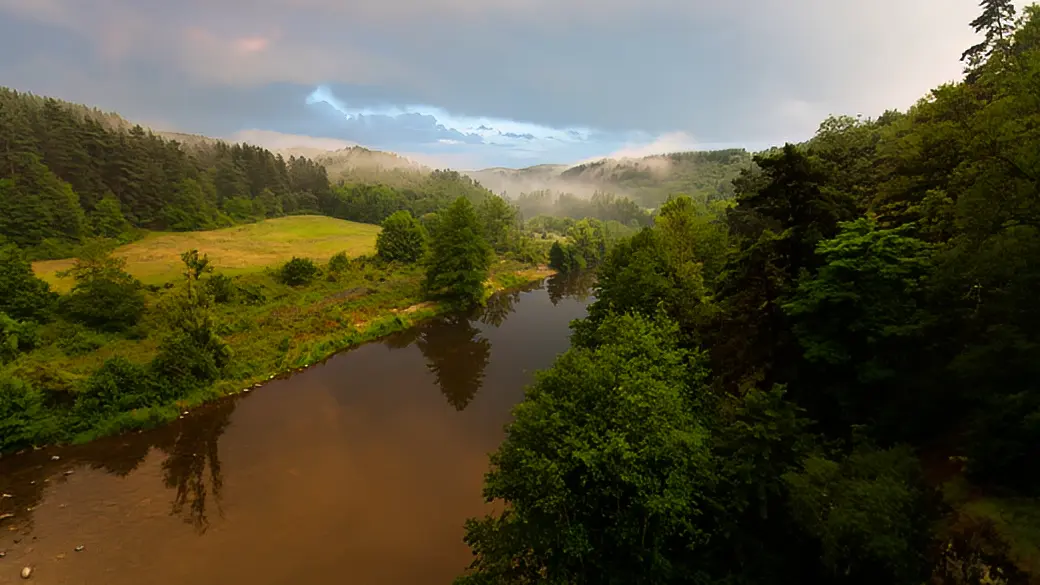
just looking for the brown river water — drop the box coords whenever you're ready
[0,274,594,585]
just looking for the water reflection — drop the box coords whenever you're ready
[479,289,523,327]
[0,396,239,537]
[547,271,597,305]
[160,397,236,533]
[417,316,492,411]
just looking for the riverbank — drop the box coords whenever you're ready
[0,259,556,453]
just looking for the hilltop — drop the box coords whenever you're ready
[466,149,753,208]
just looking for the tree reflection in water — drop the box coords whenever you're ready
[416,315,492,411]
[0,395,240,536]
[158,397,237,533]
[546,271,596,305]
[478,289,522,328]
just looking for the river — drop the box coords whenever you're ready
[0,273,595,585]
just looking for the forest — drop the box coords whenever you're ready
[456,2,1040,584]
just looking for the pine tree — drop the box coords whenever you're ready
[423,197,493,308]
[961,0,1017,74]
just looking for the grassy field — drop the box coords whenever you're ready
[32,216,381,291]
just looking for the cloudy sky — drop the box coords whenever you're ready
[0,0,1006,169]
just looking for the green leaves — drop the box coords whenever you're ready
[423,197,493,309]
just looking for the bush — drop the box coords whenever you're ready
[377,210,428,263]
[327,251,351,273]
[0,374,56,451]
[280,257,319,286]
[54,322,106,356]
[0,243,57,322]
[75,357,159,416]
[0,312,41,363]
[151,330,230,389]
[548,240,586,273]
[205,273,236,304]
[59,243,146,331]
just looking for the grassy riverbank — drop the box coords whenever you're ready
[4,234,554,451]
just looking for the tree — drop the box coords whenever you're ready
[477,195,519,253]
[59,240,145,331]
[376,210,427,263]
[457,314,727,585]
[423,197,492,308]
[0,243,57,322]
[961,0,1017,72]
[91,194,132,239]
[782,218,936,437]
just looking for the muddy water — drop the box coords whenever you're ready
[0,274,594,585]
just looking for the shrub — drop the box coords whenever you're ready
[75,357,159,416]
[205,273,236,304]
[59,242,145,332]
[0,312,41,363]
[377,210,428,263]
[0,374,58,451]
[55,322,106,356]
[0,243,57,322]
[280,257,319,286]
[327,251,351,273]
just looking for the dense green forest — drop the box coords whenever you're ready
[457,2,1040,583]
[0,88,506,260]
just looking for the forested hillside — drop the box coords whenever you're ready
[467,149,752,208]
[458,2,1040,583]
[0,88,332,257]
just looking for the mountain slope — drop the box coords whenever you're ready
[466,149,753,208]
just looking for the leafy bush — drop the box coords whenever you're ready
[0,312,41,363]
[0,374,57,451]
[59,242,145,331]
[548,240,586,273]
[151,330,230,389]
[327,251,351,273]
[55,322,106,356]
[377,210,428,263]
[75,357,159,416]
[204,273,236,304]
[279,257,319,286]
[0,243,57,322]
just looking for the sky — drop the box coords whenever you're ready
[0,0,1010,170]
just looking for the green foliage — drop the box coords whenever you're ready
[547,240,585,273]
[783,444,933,584]
[0,374,56,451]
[458,314,724,585]
[279,256,320,286]
[0,243,57,322]
[0,312,40,363]
[90,195,131,239]
[204,273,236,304]
[782,218,936,435]
[74,357,159,417]
[326,251,351,273]
[423,197,493,308]
[59,241,146,332]
[476,195,520,253]
[376,210,427,263]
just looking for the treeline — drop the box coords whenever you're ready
[512,190,651,226]
[458,3,1040,584]
[0,88,331,257]
[318,170,497,225]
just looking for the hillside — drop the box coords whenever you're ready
[466,149,753,208]
[32,215,380,291]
